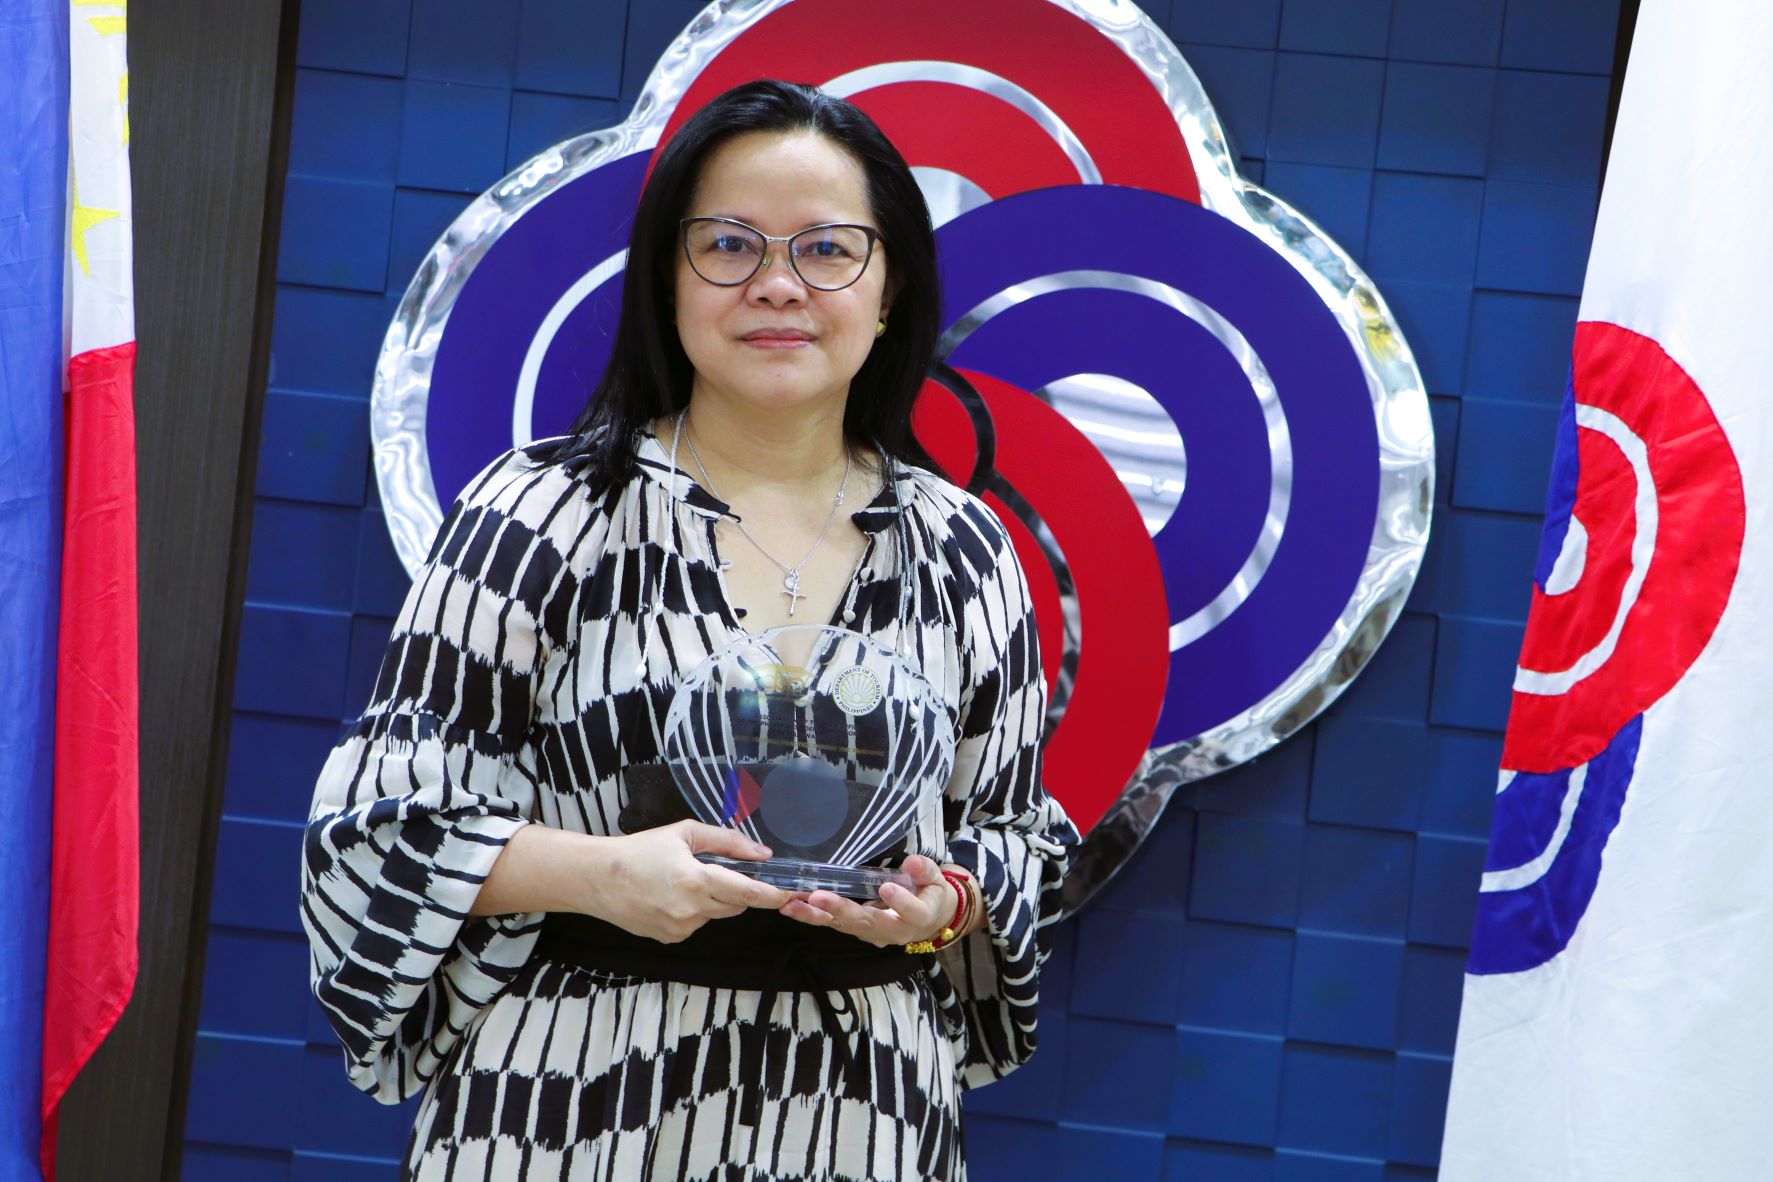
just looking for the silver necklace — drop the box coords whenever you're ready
[677,410,851,617]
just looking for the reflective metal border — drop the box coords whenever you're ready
[369,0,1435,914]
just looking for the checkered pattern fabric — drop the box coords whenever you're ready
[301,434,1077,1180]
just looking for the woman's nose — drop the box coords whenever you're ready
[748,244,807,302]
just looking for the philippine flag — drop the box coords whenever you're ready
[0,1,140,1177]
[1440,1,1772,1177]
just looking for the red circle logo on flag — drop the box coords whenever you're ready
[1503,320,1745,773]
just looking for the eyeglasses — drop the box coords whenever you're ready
[680,217,882,292]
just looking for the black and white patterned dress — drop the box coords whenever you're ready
[301,433,1078,1181]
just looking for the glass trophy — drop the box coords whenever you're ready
[663,624,956,898]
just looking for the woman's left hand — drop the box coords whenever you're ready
[780,854,959,948]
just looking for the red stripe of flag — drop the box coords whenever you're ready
[42,340,140,1180]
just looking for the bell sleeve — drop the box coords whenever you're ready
[299,451,584,1102]
[929,500,1081,1088]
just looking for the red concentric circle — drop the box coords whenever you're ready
[915,371,1169,833]
[1502,321,1745,772]
[654,0,1201,204]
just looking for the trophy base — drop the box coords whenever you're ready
[696,854,915,899]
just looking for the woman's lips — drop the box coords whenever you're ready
[740,333,813,349]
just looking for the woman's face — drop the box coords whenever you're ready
[674,130,892,419]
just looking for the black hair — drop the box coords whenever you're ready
[532,79,941,485]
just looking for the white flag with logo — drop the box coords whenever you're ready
[1440,1,1773,1178]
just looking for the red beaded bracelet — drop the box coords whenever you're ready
[930,870,971,951]
[905,869,977,954]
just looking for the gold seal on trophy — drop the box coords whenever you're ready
[832,666,884,716]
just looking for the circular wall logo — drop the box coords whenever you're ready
[372,0,1435,910]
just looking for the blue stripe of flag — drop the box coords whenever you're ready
[0,0,68,1176]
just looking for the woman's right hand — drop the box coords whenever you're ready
[577,820,793,943]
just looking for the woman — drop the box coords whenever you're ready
[301,79,1077,1181]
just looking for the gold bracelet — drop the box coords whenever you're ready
[904,926,955,955]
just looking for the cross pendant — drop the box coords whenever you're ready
[783,570,805,616]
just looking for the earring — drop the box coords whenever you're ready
[875,320,887,337]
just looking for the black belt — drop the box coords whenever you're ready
[533,910,926,1124]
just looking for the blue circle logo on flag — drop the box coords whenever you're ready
[370,0,1435,909]
[1470,718,1643,976]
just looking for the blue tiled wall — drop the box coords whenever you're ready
[186,0,1617,1176]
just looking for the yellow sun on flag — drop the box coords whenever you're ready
[69,172,121,279]
[72,0,127,36]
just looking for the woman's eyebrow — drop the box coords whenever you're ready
[701,212,862,230]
